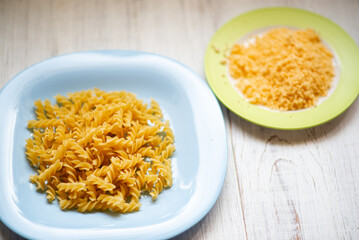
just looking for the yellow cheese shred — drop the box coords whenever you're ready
[228,28,335,111]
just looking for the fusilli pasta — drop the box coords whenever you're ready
[25,88,175,213]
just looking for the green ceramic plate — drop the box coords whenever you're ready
[205,7,359,129]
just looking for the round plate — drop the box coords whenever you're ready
[205,7,359,129]
[0,50,227,239]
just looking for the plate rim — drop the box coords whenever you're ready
[205,7,359,130]
[0,50,227,239]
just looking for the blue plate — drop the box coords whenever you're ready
[0,50,227,240]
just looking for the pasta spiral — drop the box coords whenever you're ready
[25,88,175,213]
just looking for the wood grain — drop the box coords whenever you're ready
[1,0,358,239]
[229,99,359,239]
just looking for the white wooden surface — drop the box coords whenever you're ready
[1,0,358,239]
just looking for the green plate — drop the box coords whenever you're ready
[205,7,359,129]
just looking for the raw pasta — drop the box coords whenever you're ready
[25,88,175,213]
[228,28,334,111]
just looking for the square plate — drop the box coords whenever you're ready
[0,50,227,239]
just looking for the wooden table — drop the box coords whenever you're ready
[1,0,358,239]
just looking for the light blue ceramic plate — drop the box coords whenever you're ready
[0,50,227,240]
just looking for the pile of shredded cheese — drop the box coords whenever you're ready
[228,28,334,111]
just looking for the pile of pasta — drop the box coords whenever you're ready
[228,28,334,111]
[25,89,175,213]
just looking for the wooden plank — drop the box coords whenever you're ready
[229,100,359,239]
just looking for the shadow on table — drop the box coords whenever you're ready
[0,221,26,240]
